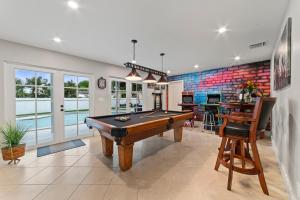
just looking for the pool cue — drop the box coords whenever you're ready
[139,109,160,118]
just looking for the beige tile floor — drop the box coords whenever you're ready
[0,124,288,200]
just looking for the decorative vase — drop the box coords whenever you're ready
[245,93,252,103]
[248,96,253,103]
[1,144,26,164]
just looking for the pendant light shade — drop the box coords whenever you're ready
[143,72,157,83]
[156,53,168,85]
[125,68,142,81]
[156,75,168,85]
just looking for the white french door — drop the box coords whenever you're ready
[4,63,93,148]
[63,74,91,139]
[15,68,54,146]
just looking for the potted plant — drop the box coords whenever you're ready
[239,80,258,103]
[0,123,27,164]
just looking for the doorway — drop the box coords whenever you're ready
[4,63,93,148]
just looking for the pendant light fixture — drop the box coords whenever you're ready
[143,72,157,83]
[156,53,168,85]
[126,40,142,81]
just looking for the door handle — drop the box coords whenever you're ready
[60,108,64,111]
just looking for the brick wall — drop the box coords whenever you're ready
[168,60,270,104]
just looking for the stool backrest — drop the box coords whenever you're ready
[252,97,276,132]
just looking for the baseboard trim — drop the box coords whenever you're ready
[271,137,296,200]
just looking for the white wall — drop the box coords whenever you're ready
[168,80,184,111]
[0,39,159,126]
[271,0,300,199]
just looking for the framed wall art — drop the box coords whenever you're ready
[274,17,292,90]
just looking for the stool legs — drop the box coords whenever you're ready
[210,113,215,132]
[227,140,236,191]
[202,112,215,133]
[202,112,207,132]
[214,137,227,171]
[240,140,246,169]
[215,138,269,195]
[250,142,269,195]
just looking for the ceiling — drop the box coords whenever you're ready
[0,0,288,75]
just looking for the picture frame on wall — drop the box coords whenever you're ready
[147,83,155,89]
[274,17,292,90]
[147,84,166,90]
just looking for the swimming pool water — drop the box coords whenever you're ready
[16,111,89,130]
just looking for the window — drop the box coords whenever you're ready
[130,83,143,112]
[15,69,53,146]
[111,80,127,114]
[64,75,90,138]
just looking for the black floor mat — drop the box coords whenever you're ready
[37,139,85,157]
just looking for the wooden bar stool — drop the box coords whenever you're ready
[214,97,276,195]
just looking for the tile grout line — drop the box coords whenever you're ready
[102,180,113,200]
[31,150,88,200]
[31,165,75,199]
[49,148,89,185]
[31,184,50,200]
[22,166,49,184]
[65,150,92,200]
[66,147,118,199]
[100,167,117,199]
[66,169,92,199]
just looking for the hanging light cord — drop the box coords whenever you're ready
[160,53,165,72]
[132,39,137,64]
[133,42,135,61]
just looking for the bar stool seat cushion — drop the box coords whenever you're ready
[223,122,250,138]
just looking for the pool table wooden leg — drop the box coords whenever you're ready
[118,143,134,171]
[174,127,183,142]
[101,135,113,157]
[158,133,164,137]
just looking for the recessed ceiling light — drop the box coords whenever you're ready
[167,70,171,74]
[194,64,199,69]
[67,0,79,10]
[218,27,227,34]
[53,37,62,43]
[234,56,241,61]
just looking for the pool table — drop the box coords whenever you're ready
[85,110,193,171]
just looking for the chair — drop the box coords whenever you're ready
[214,97,276,195]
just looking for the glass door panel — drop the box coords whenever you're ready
[64,75,90,138]
[131,83,143,112]
[15,69,53,147]
[111,80,127,114]
[64,75,78,138]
